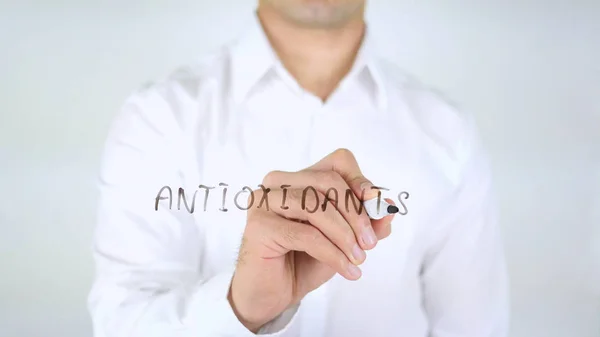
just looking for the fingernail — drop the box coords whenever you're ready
[360,181,378,200]
[360,181,372,191]
[362,226,378,247]
[347,264,362,279]
[352,244,366,262]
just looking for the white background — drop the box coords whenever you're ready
[1,1,599,336]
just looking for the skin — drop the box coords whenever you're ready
[257,0,367,101]
[229,1,392,333]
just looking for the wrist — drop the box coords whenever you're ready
[227,284,267,333]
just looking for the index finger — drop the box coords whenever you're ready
[307,148,379,200]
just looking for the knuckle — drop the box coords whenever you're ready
[315,170,340,184]
[347,176,367,190]
[304,226,322,243]
[263,170,283,186]
[288,188,304,202]
[333,148,354,160]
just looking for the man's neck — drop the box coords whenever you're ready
[256,6,366,101]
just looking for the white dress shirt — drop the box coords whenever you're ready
[88,13,509,337]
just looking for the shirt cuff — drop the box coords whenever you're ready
[258,302,301,335]
[185,270,302,336]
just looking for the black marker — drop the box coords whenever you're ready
[363,198,399,219]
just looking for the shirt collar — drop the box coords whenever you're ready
[229,12,387,110]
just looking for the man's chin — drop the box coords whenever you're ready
[284,7,356,29]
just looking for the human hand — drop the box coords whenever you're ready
[228,149,396,332]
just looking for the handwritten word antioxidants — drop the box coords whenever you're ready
[155,183,409,216]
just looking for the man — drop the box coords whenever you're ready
[88,0,509,336]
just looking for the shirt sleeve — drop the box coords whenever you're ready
[420,113,510,337]
[87,89,302,337]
